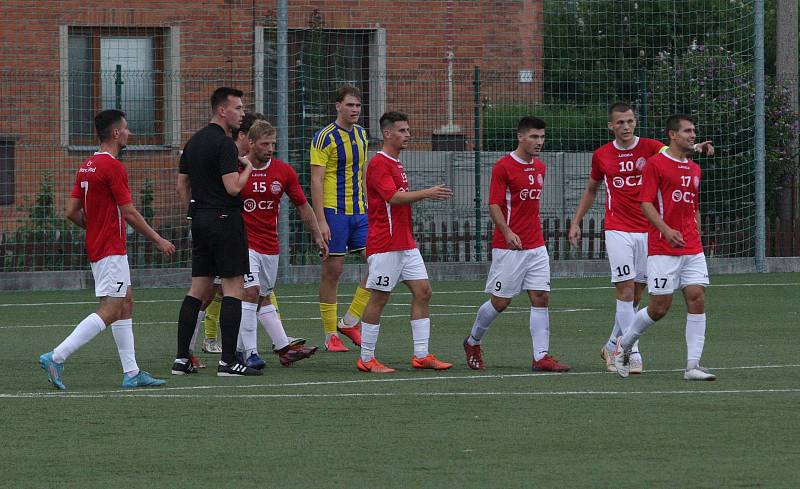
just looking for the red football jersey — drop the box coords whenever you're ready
[365,151,415,256]
[239,158,307,255]
[591,137,666,232]
[70,152,132,262]
[488,152,546,250]
[638,152,703,256]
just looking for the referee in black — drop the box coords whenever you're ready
[172,87,262,376]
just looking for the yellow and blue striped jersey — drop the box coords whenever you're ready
[310,122,369,215]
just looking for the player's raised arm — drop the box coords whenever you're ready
[387,184,452,205]
[693,141,715,156]
[221,153,252,196]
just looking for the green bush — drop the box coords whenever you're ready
[2,172,85,271]
[543,0,757,105]
[764,80,800,219]
[647,43,800,221]
[646,43,755,222]
[483,104,608,152]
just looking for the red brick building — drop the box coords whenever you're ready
[0,0,543,231]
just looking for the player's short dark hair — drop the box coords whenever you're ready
[665,114,695,138]
[608,102,635,119]
[517,116,546,133]
[380,111,409,131]
[211,87,243,110]
[335,85,361,103]
[232,112,265,140]
[94,109,126,142]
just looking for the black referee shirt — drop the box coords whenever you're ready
[179,123,242,210]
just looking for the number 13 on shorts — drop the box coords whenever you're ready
[372,275,390,287]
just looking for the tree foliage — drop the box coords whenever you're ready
[543,0,758,105]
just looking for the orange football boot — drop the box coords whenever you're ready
[356,357,395,373]
[411,354,453,370]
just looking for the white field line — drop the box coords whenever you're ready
[2,282,798,308]
[3,389,800,399]
[3,364,798,399]
[7,389,797,399]
[0,307,596,330]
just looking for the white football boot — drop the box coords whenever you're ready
[684,365,716,381]
[601,345,617,372]
[612,337,631,378]
[629,352,643,374]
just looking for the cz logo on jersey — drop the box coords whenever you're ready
[612,175,642,188]
[243,198,276,212]
[519,188,542,200]
[671,190,696,203]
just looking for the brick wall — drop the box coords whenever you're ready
[0,0,543,229]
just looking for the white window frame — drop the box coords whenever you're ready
[59,25,181,151]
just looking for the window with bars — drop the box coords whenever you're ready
[259,28,385,147]
[0,138,15,206]
[63,26,178,148]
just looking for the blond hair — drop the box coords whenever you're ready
[248,119,276,141]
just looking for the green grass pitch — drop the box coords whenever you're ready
[2,272,799,488]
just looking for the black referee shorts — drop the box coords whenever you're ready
[190,209,249,279]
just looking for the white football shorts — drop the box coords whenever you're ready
[367,248,428,292]
[605,230,648,284]
[485,246,551,298]
[244,250,279,296]
[90,254,131,298]
[647,253,710,296]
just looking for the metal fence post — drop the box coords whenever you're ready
[755,0,767,272]
[277,0,290,270]
[473,66,482,259]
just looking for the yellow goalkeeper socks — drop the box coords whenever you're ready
[269,292,281,320]
[204,294,222,339]
[320,302,338,336]
[342,287,371,327]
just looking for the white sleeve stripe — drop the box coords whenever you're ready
[385,202,393,236]
[505,188,512,225]
[117,206,123,239]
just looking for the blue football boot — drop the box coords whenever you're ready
[39,351,66,390]
[122,371,167,388]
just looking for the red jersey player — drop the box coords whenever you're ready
[613,114,715,381]
[568,103,713,374]
[356,111,453,373]
[463,116,570,372]
[234,120,327,369]
[39,109,175,390]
